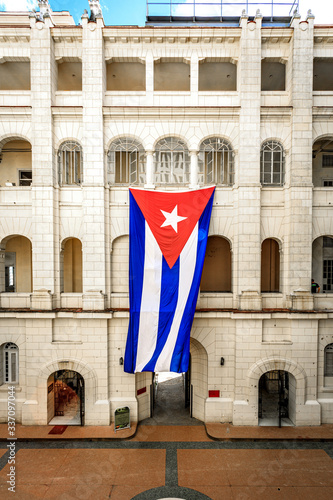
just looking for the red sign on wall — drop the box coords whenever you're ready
[209,390,220,398]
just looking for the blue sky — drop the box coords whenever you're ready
[0,1,331,26]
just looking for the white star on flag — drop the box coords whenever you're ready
[160,205,187,233]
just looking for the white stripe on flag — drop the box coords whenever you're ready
[154,223,198,372]
[135,222,163,372]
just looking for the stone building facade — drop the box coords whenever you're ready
[0,1,333,426]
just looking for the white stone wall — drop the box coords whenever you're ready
[0,11,332,426]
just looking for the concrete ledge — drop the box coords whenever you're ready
[205,422,333,441]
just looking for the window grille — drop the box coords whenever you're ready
[260,141,285,186]
[324,344,333,377]
[58,141,82,185]
[198,137,234,185]
[3,343,18,384]
[323,259,333,292]
[154,137,190,185]
[108,138,145,185]
[322,155,333,168]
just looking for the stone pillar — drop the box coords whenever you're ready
[190,54,199,106]
[146,53,154,101]
[0,249,5,298]
[190,150,199,188]
[30,13,57,310]
[81,14,106,310]
[145,150,155,188]
[236,12,262,310]
[285,12,314,307]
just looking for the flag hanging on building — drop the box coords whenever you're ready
[124,186,215,374]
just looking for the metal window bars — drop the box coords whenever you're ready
[154,137,190,185]
[58,141,82,186]
[108,138,145,185]
[324,343,333,376]
[198,137,234,185]
[260,140,285,186]
[4,342,18,384]
[146,1,299,22]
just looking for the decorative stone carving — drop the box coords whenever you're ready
[88,0,103,22]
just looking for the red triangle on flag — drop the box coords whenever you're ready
[130,187,215,269]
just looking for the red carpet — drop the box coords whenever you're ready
[48,425,68,435]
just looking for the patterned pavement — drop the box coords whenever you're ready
[0,424,333,499]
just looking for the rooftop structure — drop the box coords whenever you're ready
[146,0,300,26]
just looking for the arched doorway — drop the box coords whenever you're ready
[258,370,293,427]
[1,235,32,293]
[137,338,207,425]
[47,370,84,426]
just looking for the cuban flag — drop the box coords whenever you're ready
[124,186,215,374]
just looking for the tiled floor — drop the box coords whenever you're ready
[0,424,333,499]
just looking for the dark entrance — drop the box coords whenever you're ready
[49,370,85,426]
[259,370,289,427]
[143,361,199,425]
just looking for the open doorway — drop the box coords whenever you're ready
[258,370,293,427]
[144,367,200,425]
[47,370,84,426]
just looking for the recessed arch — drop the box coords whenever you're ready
[261,238,280,292]
[0,235,32,293]
[107,136,145,185]
[154,136,190,185]
[247,357,306,405]
[312,135,333,187]
[260,139,285,186]
[60,237,82,293]
[198,136,234,186]
[111,235,129,293]
[312,235,333,293]
[57,140,83,185]
[0,137,32,187]
[201,235,232,292]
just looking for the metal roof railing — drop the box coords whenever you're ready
[146,1,299,24]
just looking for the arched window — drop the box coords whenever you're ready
[261,239,280,292]
[198,137,234,185]
[2,235,32,293]
[200,236,232,292]
[58,141,82,185]
[312,236,333,293]
[0,139,32,187]
[154,137,190,185]
[111,235,129,293]
[312,137,333,187]
[108,138,145,185]
[325,344,333,377]
[62,238,82,293]
[260,141,285,186]
[1,343,18,384]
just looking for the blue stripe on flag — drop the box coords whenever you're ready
[170,191,215,373]
[124,192,146,373]
[142,255,179,372]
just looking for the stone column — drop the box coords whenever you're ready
[236,12,262,310]
[145,150,155,188]
[190,54,199,106]
[0,249,5,300]
[146,53,154,102]
[81,14,106,310]
[189,150,199,188]
[285,12,314,309]
[30,13,57,310]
